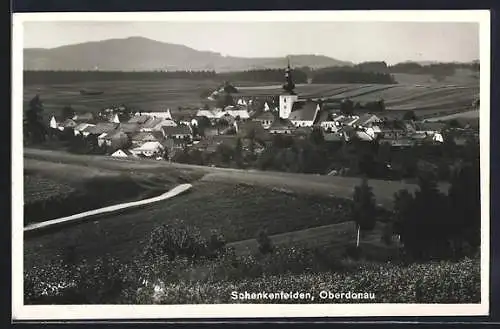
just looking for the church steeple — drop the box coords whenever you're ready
[282,56,296,95]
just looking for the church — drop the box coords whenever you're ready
[278,59,321,128]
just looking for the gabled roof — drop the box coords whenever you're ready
[289,101,319,122]
[74,123,94,131]
[356,114,381,126]
[253,111,276,121]
[118,123,140,133]
[171,112,195,121]
[220,109,250,119]
[111,149,134,156]
[105,130,128,140]
[337,116,359,125]
[162,125,193,136]
[140,118,164,129]
[132,141,164,151]
[131,131,164,141]
[197,109,218,118]
[61,119,77,127]
[73,112,94,121]
[128,115,152,124]
[378,121,405,131]
[83,122,118,135]
[415,122,446,132]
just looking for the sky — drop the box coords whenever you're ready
[23,21,479,64]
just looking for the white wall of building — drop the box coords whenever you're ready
[279,94,298,119]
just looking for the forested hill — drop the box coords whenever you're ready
[24,36,353,72]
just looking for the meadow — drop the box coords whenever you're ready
[23,75,479,119]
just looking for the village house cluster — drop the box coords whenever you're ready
[47,63,476,161]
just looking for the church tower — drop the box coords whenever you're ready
[279,57,299,119]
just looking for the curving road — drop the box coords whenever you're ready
[24,183,192,234]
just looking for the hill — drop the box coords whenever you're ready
[24,36,353,72]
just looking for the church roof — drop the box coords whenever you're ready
[289,101,319,122]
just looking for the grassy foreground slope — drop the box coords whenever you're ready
[24,181,353,267]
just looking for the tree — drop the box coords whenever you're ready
[24,95,47,144]
[234,137,243,168]
[216,93,235,109]
[351,178,377,247]
[340,98,354,116]
[310,127,325,145]
[396,172,451,260]
[257,229,274,254]
[164,139,176,162]
[61,105,76,121]
[403,110,417,121]
[447,119,462,129]
[448,162,480,252]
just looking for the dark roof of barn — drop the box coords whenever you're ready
[288,101,319,121]
[162,125,192,136]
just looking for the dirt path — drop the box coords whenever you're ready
[24,184,192,235]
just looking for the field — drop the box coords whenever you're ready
[23,148,427,269]
[23,155,204,225]
[24,76,479,119]
[24,180,354,267]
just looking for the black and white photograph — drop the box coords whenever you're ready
[12,10,490,320]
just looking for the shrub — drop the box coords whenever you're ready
[256,229,274,254]
[142,223,210,262]
[25,256,139,304]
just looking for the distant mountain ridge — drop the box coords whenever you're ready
[24,36,353,72]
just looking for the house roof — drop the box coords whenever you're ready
[415,122,446,132]
[356,114,381,126]
[140,118,164,129]
[289,101,319,122]
[221,109,250,119]
[84,123,118,135]
[73,112,94,121]
[162,125,193,136]
[253,111,276,121]
[74,123,94,131]
[132,141,164,151]
[131,131,164,142]
[61,119,77,127]
[105,130,128,140]
[336,116,359,126]
[171,112,195,121]
[379,121,405,131]
[197,109,218,118]
[128,115,152,124]
[112,149,134,156]
[118,123,140,133]
[141,111,172,120]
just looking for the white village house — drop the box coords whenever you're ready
[130,141,165,158]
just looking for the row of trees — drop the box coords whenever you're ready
[352,159,480,260]
[389,62,479,75]
[311,69,397,84]
[24,69,307,85]
[219,68,308,83]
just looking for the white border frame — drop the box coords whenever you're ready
[12,10,491,320]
